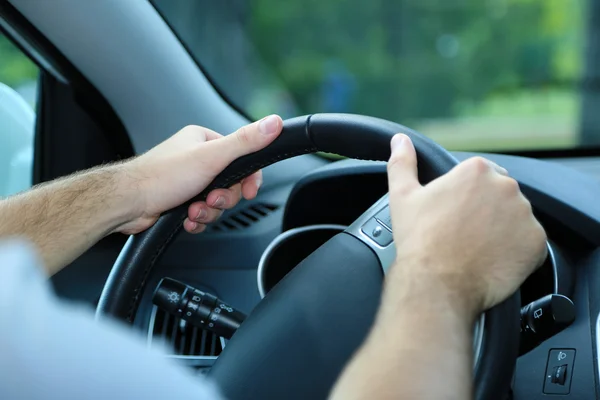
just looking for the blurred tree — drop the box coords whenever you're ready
[154,0,588,148]
[580,0,600,145]
[0,34,38,89]
[248,0,580,123]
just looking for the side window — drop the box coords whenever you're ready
[0,32,38,196]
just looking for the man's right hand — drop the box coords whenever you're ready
[385,133,547,320]
[331,133,548,400]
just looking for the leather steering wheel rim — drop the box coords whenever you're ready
[97,113,520,400]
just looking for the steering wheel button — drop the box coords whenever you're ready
[361,218,393,247]
[372,226,382,237]
[374,206,393,231]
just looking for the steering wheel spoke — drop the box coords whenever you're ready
[346,192,486,373]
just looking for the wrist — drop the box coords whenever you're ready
[104,161,153,235]
[371,260,476,352]
[380,256,481,326]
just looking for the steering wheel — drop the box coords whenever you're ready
[97,114,520,400]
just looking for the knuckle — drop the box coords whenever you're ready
[465,156,490,175]
[388,179,416,198]
[536,224,548,244]
[517,197,534,217]
[234,125,252,147]
[500,176,521,195]
[182,124,206,136]
[182,124,200,132]
[533,224,548,256]
[181,125,207,142]
[387,152,409,172]
[391,186,413,197]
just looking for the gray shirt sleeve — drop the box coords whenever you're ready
[0,240,223,399]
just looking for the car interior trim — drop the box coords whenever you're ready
[8,0,247,152]
[0,9,67,84]
[547,242,559,294]
[257,223,348,298]
[595,309,600,385]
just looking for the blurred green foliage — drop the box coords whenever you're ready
[0,34,38,89]
[151,0,584,151]
[245,0,584,151]
[2,1,589,151]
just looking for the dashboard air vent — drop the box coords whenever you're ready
[148,306,224,357]
[208,202,279,232]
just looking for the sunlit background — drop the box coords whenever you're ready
[2,0,595,152]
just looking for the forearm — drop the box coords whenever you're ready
[330,263,475,400]
[0,163,139,275]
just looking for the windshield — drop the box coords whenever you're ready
[153,0,590,152]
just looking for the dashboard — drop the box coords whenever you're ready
[107,152,600,398]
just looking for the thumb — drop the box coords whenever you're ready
[207,115,283,168]
[387,134,421,196]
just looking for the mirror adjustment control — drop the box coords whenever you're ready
[543,349,575,394]
[361,218,393,247]
[551,364,568,385]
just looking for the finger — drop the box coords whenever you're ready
[448,156,492,182]
[203,115,283,170]
[485,160,508,176]
[241,170,263,200]
[205,183,243,210]
[387,134,421,196]
[176,125,222,143]
[183,219,207,234]
[537,227,549,267]
[202,129,224,141]
[453,156,507,177]
[187,201,224,223]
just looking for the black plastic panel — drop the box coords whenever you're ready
[513,248,597,400]
[283,160,388,230]
[585,248,600,400]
